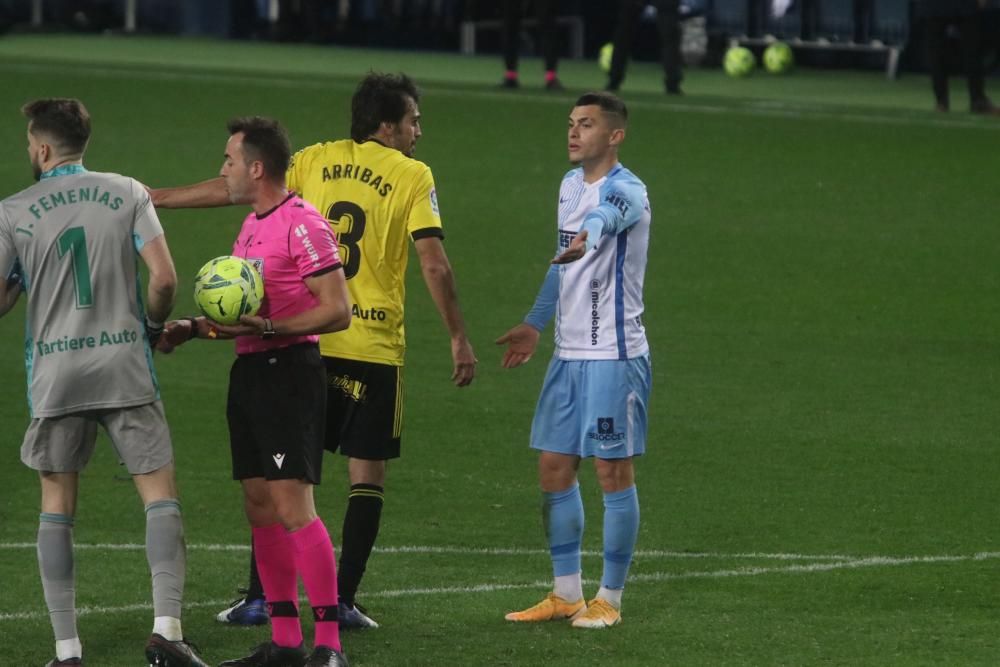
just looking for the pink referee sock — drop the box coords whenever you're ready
[289,518,341,652]
[253,523,303,649]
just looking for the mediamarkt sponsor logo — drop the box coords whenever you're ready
[590,280,600,346]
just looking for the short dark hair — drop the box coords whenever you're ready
[22,98,91,155]
[350,72,420,142]
[574,92,628,128]
[226,116,290,181]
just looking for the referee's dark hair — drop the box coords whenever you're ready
[351,72,420,142]
[22,98,92,156]
[227,116,291,182]
[575,91,628,129]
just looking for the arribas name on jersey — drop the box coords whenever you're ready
[319,163,393,197]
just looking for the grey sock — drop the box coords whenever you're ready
[37,513,77,641]
[145,499,185,619]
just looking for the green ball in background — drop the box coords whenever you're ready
[723,46,755,77]
[599,42,614,73]
[763,42,794,74]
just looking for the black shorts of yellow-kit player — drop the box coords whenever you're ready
[323,356,402,461]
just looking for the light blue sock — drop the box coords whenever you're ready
[601,486,639,590]
[543,483,584,577]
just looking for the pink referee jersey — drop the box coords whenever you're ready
[232,193,342,355]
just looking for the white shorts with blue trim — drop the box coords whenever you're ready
[529,355,651,459]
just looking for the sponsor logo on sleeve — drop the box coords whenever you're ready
[294,223,322,266]
[604,190,630,217]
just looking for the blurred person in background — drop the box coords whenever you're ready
[919,0,999,114]
[606,0,683,95]
[500,0,563,90]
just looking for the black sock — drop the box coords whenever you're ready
[247,536,265,602]
[338,483,384,607]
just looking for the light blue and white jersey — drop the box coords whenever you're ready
[549,164,650,360]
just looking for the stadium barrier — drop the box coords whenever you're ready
[22,0,923,78]
[31,0,138,31]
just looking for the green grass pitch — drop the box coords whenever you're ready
[0,34,998,666]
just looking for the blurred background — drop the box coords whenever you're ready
[1,0,1000,78]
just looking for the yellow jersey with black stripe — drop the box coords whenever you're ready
[286,139,443,366]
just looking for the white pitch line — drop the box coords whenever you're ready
[373,545,860,561]
[1,552,997,623]
[0,542,858,561]
[363,552,1000,596]
[0,542,251,552]
[1,551,995,622]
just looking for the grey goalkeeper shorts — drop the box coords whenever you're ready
[21,400,173,474]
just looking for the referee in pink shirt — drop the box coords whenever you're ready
[159,117,351,667]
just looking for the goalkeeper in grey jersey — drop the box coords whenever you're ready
[0,98,207,667]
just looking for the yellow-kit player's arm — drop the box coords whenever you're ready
[414,236,476,387]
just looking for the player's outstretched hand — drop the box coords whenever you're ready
[551,230,588,264]
[495,323,540,369]
[451,336,477,387]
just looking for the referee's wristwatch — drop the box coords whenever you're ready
[261,318,277,340]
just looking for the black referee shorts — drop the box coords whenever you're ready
[227,343,326,483]
[323,356,402,461]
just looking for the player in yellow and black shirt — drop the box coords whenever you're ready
[287,120,442,367]
[150,73,477,630]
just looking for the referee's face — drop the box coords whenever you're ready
[221,133,252,205]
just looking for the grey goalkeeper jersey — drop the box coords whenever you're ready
[0,166,164,417]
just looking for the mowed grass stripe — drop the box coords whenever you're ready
[0,59,996,132]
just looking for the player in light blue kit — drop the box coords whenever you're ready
[498,92,651,629]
